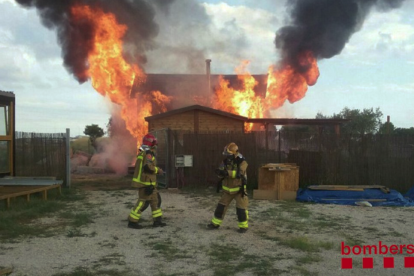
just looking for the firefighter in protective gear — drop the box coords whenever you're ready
[128,133,166,229]
[207,142,249,233]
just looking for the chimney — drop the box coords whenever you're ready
[206,59,211,94]
[387,115,390,134]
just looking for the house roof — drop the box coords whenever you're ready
[0,90,15,99]
[145,105,248,121]
[246,118,350,126]
[145,104,349,126]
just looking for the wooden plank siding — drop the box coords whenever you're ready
[148,110,244,133]
[149,112,195,132]
[197,111,244,132]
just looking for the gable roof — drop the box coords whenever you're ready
[0,90,15,99]
[246,118,350,126]
[145,104,349,126]
[145,105,247,122]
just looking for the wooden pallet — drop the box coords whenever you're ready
[308,185,390,193]
[0,184,62,209]
[263,163,298,171]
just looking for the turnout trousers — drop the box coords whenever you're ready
[211,192,249,229]
[128,188,162,223]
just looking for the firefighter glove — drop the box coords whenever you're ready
[145,185,154,195]
[157,168,164,175]
[240,185,247,198]
[216,169,228,177]
[236,170,241,179]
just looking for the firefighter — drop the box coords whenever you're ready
[207,142,249,233]
[127,133,166,229]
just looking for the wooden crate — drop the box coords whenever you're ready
[254,163,299,200]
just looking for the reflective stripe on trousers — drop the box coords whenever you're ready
[222,186,240,193]
[152,209,163,218]
[129,201,144,220]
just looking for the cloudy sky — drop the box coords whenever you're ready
[1,0,414,136]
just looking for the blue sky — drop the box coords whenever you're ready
[1,0,414,136]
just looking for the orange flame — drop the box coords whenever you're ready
[265,51,319,110]
[212,52,319,127]
[70,4,170,144]
[213,61,264,131]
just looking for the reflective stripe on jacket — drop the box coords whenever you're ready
[132,150,159,188]
[221,156,248,194]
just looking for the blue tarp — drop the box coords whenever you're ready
[404,186,414,201]
[296,187,414,207]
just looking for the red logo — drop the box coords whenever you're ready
[341,242,414,269]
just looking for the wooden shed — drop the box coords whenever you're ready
[145,105,247,133]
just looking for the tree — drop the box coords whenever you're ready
[392,127,414,136]
[378,122,395,135]
[84,124,105,152]
[319,107,383,135]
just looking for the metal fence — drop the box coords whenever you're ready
[156,130,414,193]
[14,132,67,185]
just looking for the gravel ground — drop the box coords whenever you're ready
[2,187,414,276]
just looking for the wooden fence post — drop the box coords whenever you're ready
[66,128,71,188]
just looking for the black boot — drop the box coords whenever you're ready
[153,217,167,227]
[128,221,143,229]
[207,223,220,230]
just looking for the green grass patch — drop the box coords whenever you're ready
[208,243,243,262]
[280,236,334,252]
[276,201,313,218]
[258,232,334,254]
[59,211,94,227]
[146,239,191,261]
[362,226,379,233]
[92,253,126,268]
[207,243,287,276]
[387,230,405,238]
[312,216,344,230]
[341,234,365,247]
[239,254,287,276]
[0,200,66,241]
[66,228,97,238]
[53,266,132,276]
[292,266,318,276]
[0,188,93,242]
[296,253,323,264]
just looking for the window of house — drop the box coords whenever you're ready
[0,104,9,136]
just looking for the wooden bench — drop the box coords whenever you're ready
[0,184,62,209]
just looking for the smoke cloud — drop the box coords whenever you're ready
[15,0,159,83]
[145,0,248,74]
[276,0,406,69]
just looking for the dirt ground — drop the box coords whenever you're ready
[2,174,414,276]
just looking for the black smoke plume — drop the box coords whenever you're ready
[15,0,160,83]
[276,0,406,70]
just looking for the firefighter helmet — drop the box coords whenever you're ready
[223,142,238,156]
[142,133,158,148]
